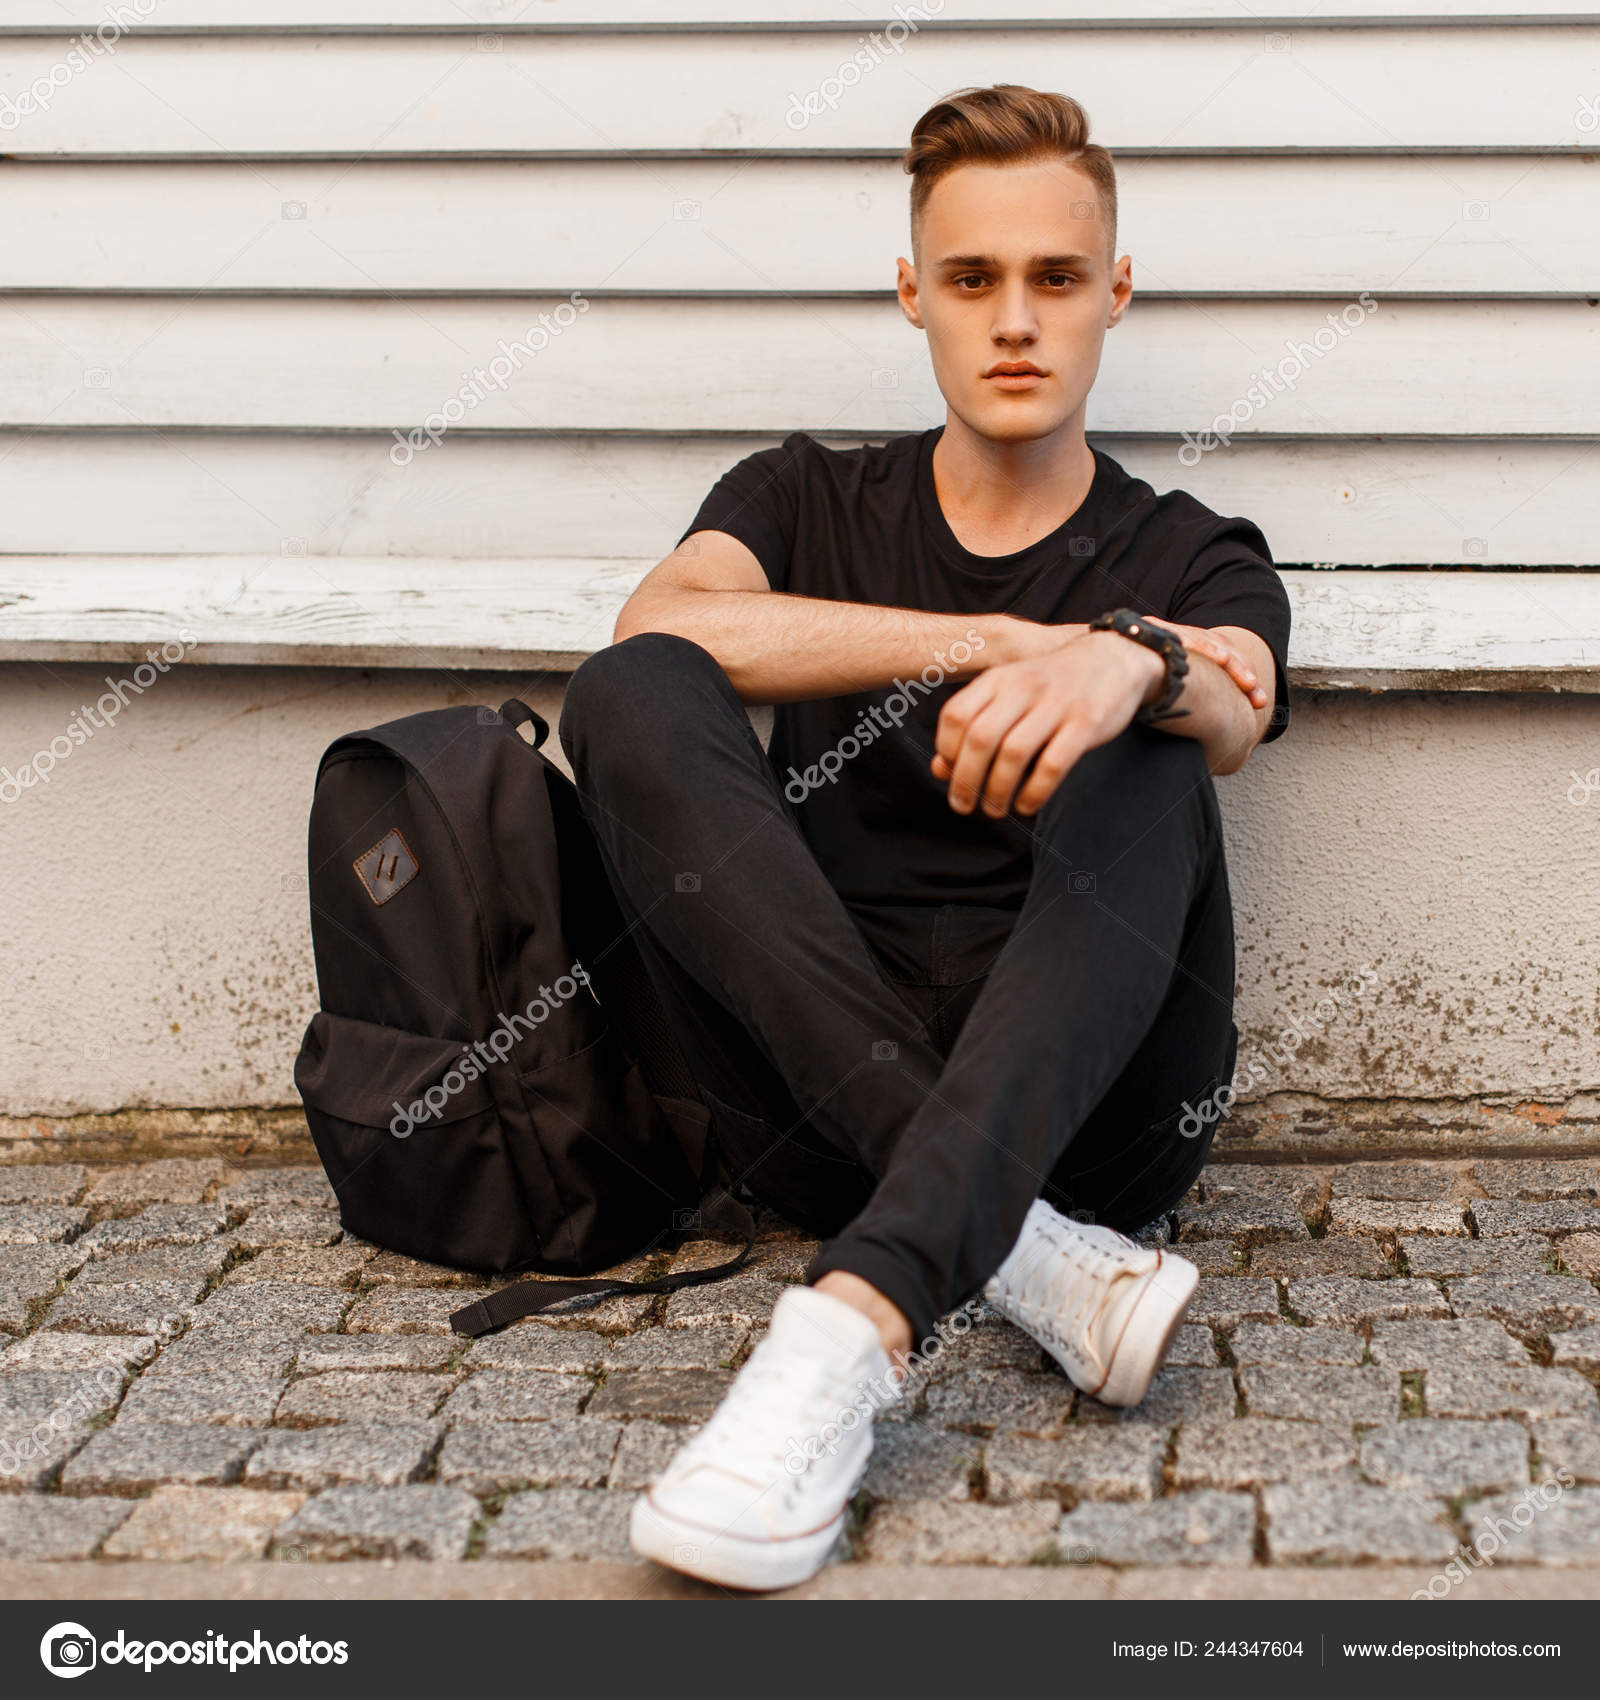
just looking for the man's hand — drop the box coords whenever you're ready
[931,629,1168,819]
[1139,617,1269,713]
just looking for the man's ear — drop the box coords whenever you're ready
[1107,253,1133,330]
[897,254,924,329]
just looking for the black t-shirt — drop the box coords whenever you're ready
[675,426,1292,911]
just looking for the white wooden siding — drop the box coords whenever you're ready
[1,6,1596,667]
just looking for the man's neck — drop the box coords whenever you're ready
[930,415,1096,559]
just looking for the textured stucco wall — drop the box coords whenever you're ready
[1,661,1596,1117]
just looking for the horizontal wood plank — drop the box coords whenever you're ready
[3,155,1596,297]
[0,30,1597,155]
[1,433,1595,567]
[2,295,1595,436]
[1,558,1595,688]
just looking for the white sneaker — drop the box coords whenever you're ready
[629,1284,896,1590]
[984,1198,1199,1407]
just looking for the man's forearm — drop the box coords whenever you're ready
[615,586,1075,705]
[1146,649,1265,774]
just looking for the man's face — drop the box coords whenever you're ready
[898,158,1131,444]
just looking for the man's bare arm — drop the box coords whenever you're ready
[615,531,1267,711]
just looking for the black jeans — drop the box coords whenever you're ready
[559,632,1238,1346]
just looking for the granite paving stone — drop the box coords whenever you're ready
[242,1420,444,1490]
[215,1168,337,1213]
[1056,1490,1256,1566]
[1446,1274,1600,1333]
[463,1327,607,1374]
[1286,1277,1449,1325]
[1401,1235,1554,1278]
[923,1368,1074,1436]
[59,1422,262,1493]
[1080,1367,1237,1427]
[482,1488,638,1560]
[277,1371,455,1426]
[585,1369,732,1423]
[1181,1279,1280,1329]
[1164,1325,1221,1366]
[1174,1196,1308,1245]
[224,1209,343,1251]
[143,1327,305,1379]
[1359,1418,1530,1497]
[1532,1418,1600,1484]
[0,1369,124,1486]
[224,1244,375,1287]
[1550,1324,1600,1374]
[1228,1322,1365,1366]
[1263,1471,1457,1562]
[985,1425,1164,1503]
[1466,1486,1600,1564]
[862,1500,1060,1565]
[116,1370,287,1427]
[1368,1318,1532,1370]
[1327,1198,1467,1237]
[1199,1166,1328,1213]
[1470,1200,1600,1238]
[0,1206,89,1246]
[0,1247,86,1332]
[0,1165,88,1206]
[44,1280,205,1335]
[1250,1239,1390,1278]
[1472,1161,1598,1201]
[293,1335,458,1375]
[436,1418,621,1492]
[1329,1162,1466,1202]
[607,1420,683,1491]
[604,1325,747,1372]
[192,1282,351,1334]
[85,1160,223,1207]
[356,1249,484,1288]
[1241,1365,1400,1423]
[1173,1419,1355,1489]
[343,1286,467,1335]
[77,1242,231,1285]
[77,1207,229,1257]
[1174,1241,1248,1276]
[439,1370,587,1424]
[0,1493,133,1557]
[271,1483,478,1561]
[934,1320,1048,1374]
[1426,1365,1599,1421]
[660,1272,789,1331]
[101,1484,308,1561]
[1559,1235,1600,1277]
[852,1421,978,1502]
[1,1331,154,1374]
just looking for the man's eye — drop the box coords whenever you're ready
[953,275,988,290]
[1042,273,1076,288]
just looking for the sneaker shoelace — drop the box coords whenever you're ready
[989,1224,1149,1377]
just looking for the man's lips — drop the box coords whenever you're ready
[984,364,1046,389]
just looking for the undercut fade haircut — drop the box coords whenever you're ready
[903,84,1118,263]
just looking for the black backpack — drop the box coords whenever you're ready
[292,696,752,1337]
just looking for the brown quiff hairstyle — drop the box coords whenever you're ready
[903,84,1118,262]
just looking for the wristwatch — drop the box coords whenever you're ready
[1086,608,1191,725]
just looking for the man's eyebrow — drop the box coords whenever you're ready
[934,252,1096,270]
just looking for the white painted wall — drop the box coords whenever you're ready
[1,5,1596,1119]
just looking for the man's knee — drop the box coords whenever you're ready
[559,631,728,775]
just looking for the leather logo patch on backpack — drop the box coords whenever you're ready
[353,827,419,906]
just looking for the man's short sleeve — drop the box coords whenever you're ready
[1167,519,1293,743]
[674,435,802,592]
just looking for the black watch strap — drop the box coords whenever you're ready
[1087,608,1191,724]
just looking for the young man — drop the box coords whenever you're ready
[559,84,1291,1590]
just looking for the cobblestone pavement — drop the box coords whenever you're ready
[3,1155,1600,1583]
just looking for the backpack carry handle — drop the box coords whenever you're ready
[497,698,550,749]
